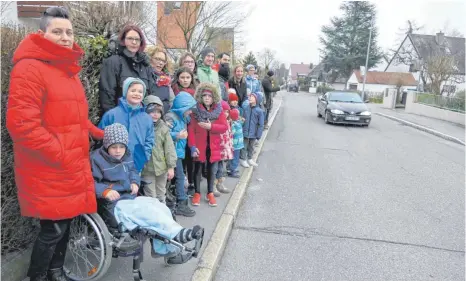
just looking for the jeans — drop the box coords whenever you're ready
[240,138,256,160]
[28,219,72,278]
[194,148,218,194]
[175,158,187,201]
[230,149,241,172]
[216,160,225,179]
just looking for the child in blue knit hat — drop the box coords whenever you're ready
[99,77,155,172]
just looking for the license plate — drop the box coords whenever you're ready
[345,116,360,121]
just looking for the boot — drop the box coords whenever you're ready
[47,268,70,281]
[216,177,230,193]
[175,199,196,217]
[212,179,221,197]
[30,272,48,281]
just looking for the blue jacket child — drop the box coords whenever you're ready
[99,77,155,172]
[242,92,265,140]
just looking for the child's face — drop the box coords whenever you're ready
[126,83,144,106]
[149,110,162,122]
[229,100,238,107]
[224,110,230,118]
[249,95,257,105]
[202,93,213,106]
[183,109,192,118]
[179,72,192,88]
[108,143,126,160]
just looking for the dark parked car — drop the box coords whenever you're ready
[287,84,298,92]
[317,91,371,127]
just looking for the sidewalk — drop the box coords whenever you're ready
[369,104,465,142]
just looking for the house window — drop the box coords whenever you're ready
[173,2,182,9]
[349,84,357,90]
[164,2,182,15]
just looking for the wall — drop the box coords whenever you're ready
[382,88,398,109]
[329,82,346,91]
[358,83,394,93]
[405,91,465,125]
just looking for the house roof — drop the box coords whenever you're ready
[409,33,465,74]
[289,63,311,79]
[352,70,417,86]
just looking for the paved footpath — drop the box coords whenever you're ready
[369,104,465,142]
[215,92,464,281]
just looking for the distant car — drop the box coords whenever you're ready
[317,91,371,127]
[287,84,298,92]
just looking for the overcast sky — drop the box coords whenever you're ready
[241,0,466,69]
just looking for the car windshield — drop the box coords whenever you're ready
[328,92,363,103]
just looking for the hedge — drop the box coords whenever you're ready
[1,23,108,255]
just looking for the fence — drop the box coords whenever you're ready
[414,93,465,113]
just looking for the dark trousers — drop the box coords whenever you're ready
[265,93,273,123]
[194,148,218,194]
[28,219,72,277]
[183,146,195,184]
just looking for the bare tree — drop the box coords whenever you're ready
[0,1,13,17]
[425,55,465,95]
[156,1,252,59]
[65,1,156,39]
[257,48,277,72]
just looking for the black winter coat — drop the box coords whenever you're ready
[261,76,280,98]
[98,50,156,114]
[228,77,247,107]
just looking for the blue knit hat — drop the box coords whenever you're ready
[122,77,147,98]
[246,64,256,71]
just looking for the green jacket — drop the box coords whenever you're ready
[197,64,221,94]
[142,119,177,177]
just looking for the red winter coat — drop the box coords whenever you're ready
[188,103,228,163]
[6,33,103,220]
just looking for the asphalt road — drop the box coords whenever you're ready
[215,92,465,281]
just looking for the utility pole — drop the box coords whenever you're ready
[361,18,373,102]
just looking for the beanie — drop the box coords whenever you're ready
[122,77,147,98]
[228,93,238,102]
[199,47,215,61]
[246,64,256,71]
[267,70,274,77]
[230,108,239,121]
[103,123,129,149]
[221,100,230,111]
[145,103,164,115]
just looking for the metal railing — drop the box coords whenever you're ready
[415,93,465,113]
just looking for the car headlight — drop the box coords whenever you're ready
[359,111,371,116]
[331,109,344,114]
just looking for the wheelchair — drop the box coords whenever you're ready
[62,182,204,281]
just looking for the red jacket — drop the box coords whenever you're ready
[6,33,103,220]
[188,103,228,163]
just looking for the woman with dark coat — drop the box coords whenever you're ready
[98,24,155,114]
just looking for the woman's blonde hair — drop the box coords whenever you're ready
[145,46,172,73]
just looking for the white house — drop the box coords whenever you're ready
[385,32,465,95]
[346,70,418,93]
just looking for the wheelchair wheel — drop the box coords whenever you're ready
[64,213,113,281]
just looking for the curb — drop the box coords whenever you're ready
[375,112,465,146]
[190,96,283,281]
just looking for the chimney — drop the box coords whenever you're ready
[436,31,445,45]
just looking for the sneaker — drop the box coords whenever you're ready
[192,193,201,206]
[228,171,240,178]
[248,159,258,167]
[187,184,195,198]
[175,199,196,217]
[240,160,250,168]
[216,177,230,193]
[212,179,221,197]
[205,193,217,207]
[47,268,71,281]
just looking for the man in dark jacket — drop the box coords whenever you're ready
[262,70,281,129]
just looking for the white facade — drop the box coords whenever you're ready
[346,72,397,93]
[1,2,40,29]
[385,35,465,95]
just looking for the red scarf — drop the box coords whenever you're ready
[155,70,171,87]
[172,83,196,96]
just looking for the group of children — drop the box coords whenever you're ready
[89,75,265,259]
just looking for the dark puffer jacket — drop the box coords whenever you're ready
[99,49,155,113]
[228,77,247,106]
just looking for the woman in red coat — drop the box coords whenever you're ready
[188,83,228,207]
[6,7,103,281]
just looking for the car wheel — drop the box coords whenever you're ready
[324,111,331,124]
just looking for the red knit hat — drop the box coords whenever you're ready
[228,93,238,102]
[221,100,231,111]
[230,108,240,121]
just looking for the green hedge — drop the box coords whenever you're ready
[1,24,108,255]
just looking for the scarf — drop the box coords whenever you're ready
[172,83,195,96]
[155,70,171,87]
[198,64,212,75]
[193,102,222,123]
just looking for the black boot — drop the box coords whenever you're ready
[175,199,196,217]
[47,268,70,281]
[30,272,48,281]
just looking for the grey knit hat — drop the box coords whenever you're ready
[199,47,215,61]
[103,123,129,149]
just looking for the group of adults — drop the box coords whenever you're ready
[5,5,280,281]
